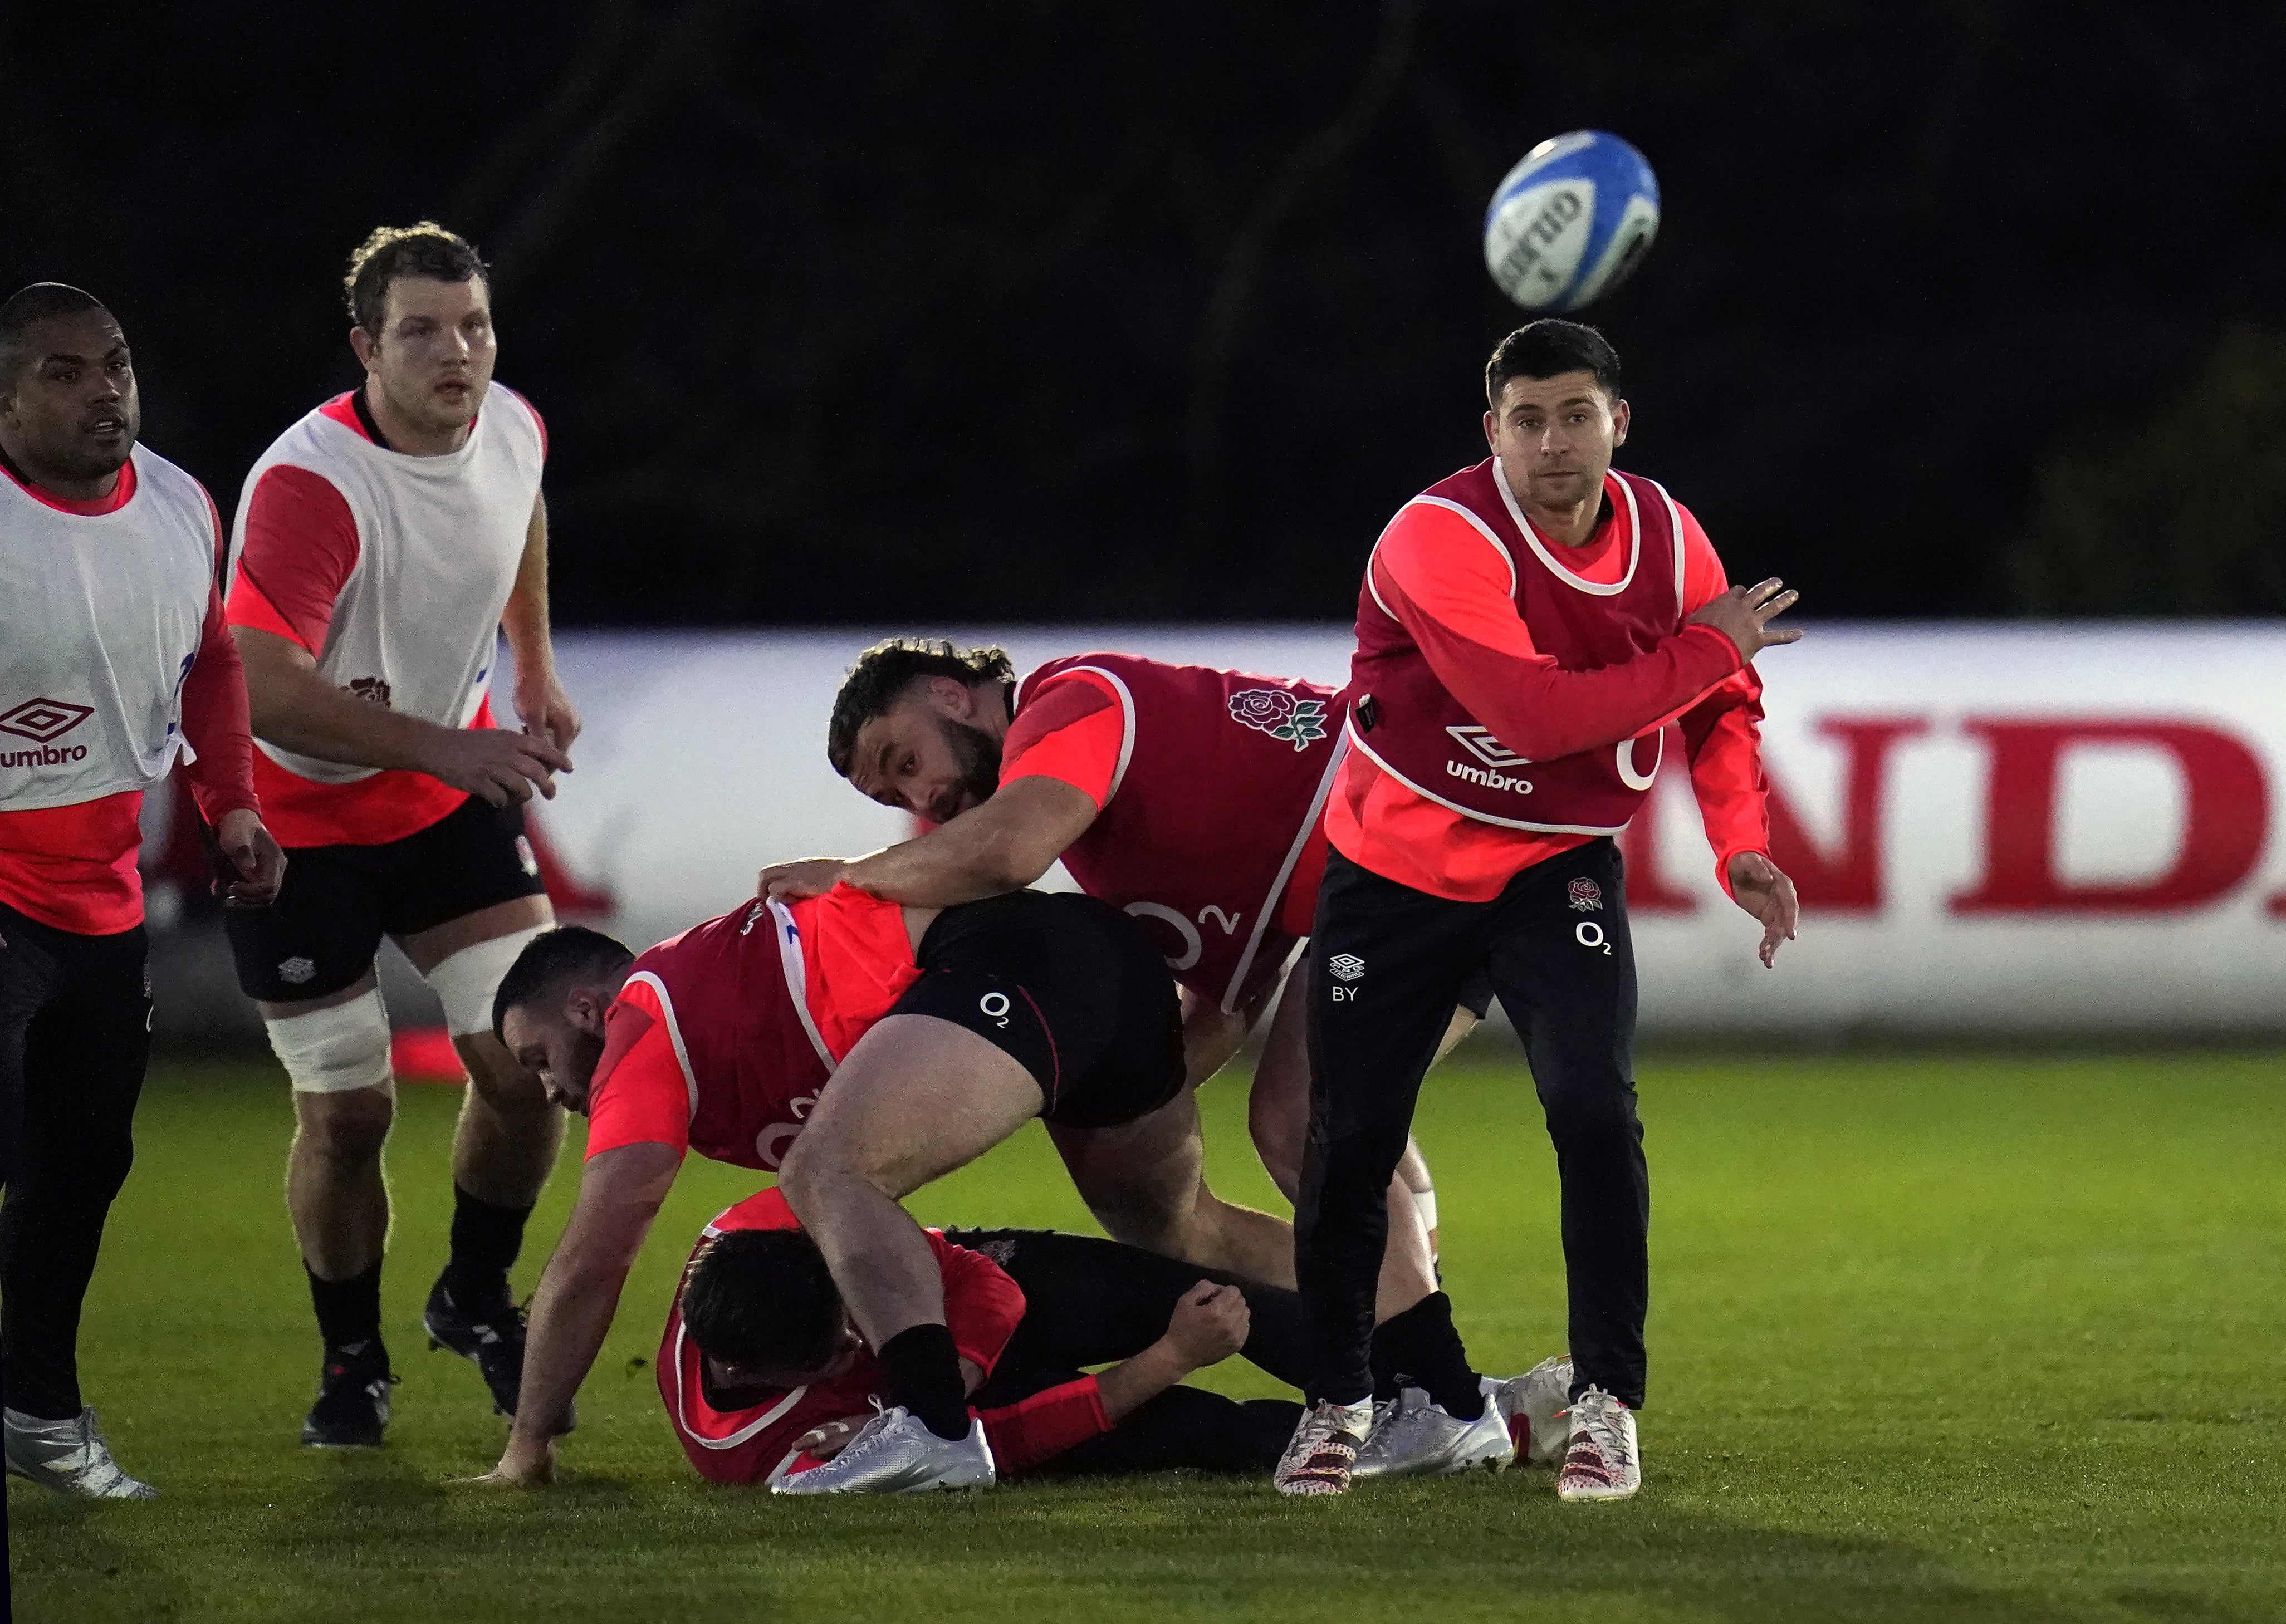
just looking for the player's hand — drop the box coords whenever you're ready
[760,858,850,902]
[1727,850,1799,968]
[427,726,575,807]
[515,666,583,755]
[792,1414,874,1462]
[469,1436,555,1487]
[214,808,286,909]
[1688,578,1802,663]
[1162,1281,1250,1372]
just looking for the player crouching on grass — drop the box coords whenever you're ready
[663,1186,1339,1490]
[476,878,1276,1493]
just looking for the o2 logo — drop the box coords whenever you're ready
[979,991,1012,1029]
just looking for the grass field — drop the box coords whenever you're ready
[9,1044,2285,1623]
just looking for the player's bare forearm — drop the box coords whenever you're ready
[231,625,462,772]
[1090,1338,1195,1424]
[496,1144,679,1473]
[839,778,1098,906]
[500,494,580,751]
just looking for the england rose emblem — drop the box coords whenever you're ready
[1228,688,1328,752]
[1567,877,1604,912]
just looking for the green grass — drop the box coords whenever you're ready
[11,1046,2286,1622]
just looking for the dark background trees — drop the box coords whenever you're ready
[6,2,2282,624]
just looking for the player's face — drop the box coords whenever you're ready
[846,692,1003,824]
[0,311,139,483]
[1484,371,1630,513]
[362,275,497,434]
[502,996,606,1114]
[706,1319,865,1390]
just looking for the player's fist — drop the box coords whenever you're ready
[1688,577,1802,663]
[214,807,286,909]
[761,858,850,903]
[1163,1281,1250,1372]
[514,665,582,755]
[427,725,574,807]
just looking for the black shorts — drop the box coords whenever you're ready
[224,795,546,1004]
[890,891,1183,1130]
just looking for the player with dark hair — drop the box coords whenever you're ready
[223,222,581,1446]
[1,283,284,1498]
[765,639,1518,1478]
[659,1188,1364,1489]
[1277,320,1801,1500]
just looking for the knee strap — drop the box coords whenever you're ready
[424,925,550,1038]
[266,986,394,1097]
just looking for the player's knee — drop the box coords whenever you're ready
[267,985,394,1106]
[425,925,549,1040]
[299,1088,395,1165]
[1538,1076,1641,1147]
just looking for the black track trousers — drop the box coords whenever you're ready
[1297,838,1647,1409]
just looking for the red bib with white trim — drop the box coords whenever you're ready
[1347,460,1683,836]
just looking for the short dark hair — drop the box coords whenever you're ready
[345,222,490,337]
[825,638,1015,778]
[0,283,111,392]
[1485,320,1622,409]
[491,925,634,1041]
[681,1227,845,1372]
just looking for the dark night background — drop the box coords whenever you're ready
[6,2,2284,625]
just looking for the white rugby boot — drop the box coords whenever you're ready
[1555,1386,1641,1502]
[4,1406,158,1500]
[1492,1356,1574,1467]
[1350,1382,1515,1479]
[1274,1398,1373,1497]
[770,1405,995,1496]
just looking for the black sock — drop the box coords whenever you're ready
[307,1260,384,1360]
[878,1323,971,1441]
[1369,1292,1482,1419]
[441,1184,530,1312]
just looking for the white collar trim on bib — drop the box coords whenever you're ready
[1494,460,1639,597]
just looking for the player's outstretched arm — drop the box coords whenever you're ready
[473,1141,682,1487]
[1093,1282,1250,1423]
[233,625,572,807]
[1725,851,1799,968]
[761,776,1100,906]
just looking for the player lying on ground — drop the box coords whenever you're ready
[660,1186,1340,1490]
[759,644,1507,1471]
[225,223,579,1446]
[479,884,1235,1490]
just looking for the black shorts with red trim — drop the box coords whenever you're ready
[893,891,1183,1129]
[223,794,546,1004]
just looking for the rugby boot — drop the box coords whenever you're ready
[1351,1382,1515,1480]
[423,1275,539,1421]
[4,1406,158,1499]
[1555,1386,1641,1502]
[771,1405,995,1495]
[1493,1356,1574,1466]
[301,1340,395,1448]
[1274,1398,1371,1497]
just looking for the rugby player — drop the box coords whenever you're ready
[1,283,285,1498]
[761,644,1511,1476]
[1279,321,1801,1500]
[661,1186,1322,1489]
[476,882,1200,1491]
[226,224,579,1446]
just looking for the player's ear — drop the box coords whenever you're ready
[349,325,378,369]
[1609,398,1630,448]
[1482,409,1499,453]
[926,675,974,719]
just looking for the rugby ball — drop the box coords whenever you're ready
[1482,131,1660,312]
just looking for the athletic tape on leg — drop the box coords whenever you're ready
[1413,1188,1438,1236]
[267,985,394,1096]
[425,925,551,1037]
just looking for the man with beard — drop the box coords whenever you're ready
[225,224,579,1447]
[761,642,1518,1480]
[0,283,285,1498]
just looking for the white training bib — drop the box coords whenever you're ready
[230,386,542,785]
[0,445,217,811]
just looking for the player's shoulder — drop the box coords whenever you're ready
[482,383,546,458]
[124,442,207,511]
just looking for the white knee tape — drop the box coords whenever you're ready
[267,986,394,1097]
[425,925,550,1038]
[1413,1188,1438,1235]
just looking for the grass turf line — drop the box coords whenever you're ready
[9,1049,2284,1622]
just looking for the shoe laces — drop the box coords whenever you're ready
[1568,1389,1632,1467]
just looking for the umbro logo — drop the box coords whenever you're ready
[1328,953,1365,983]
[0,697,94,744]
[1445,725,1530,770]
[278,956,317,985]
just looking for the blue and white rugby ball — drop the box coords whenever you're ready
[1482,131,1660,312]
